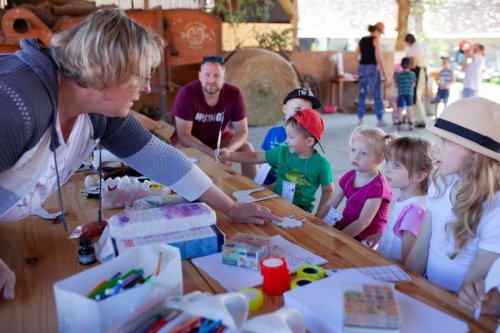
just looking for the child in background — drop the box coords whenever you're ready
[259,88,321,185]
[377,137,434,263]
[388,64,402,128]
[406,97,500,293]
[219,109,334,217]
[319,126,392,241]
[434,57,455,117]
[462,44,486,98]
[395,57,417,130]
[261,88,321,151]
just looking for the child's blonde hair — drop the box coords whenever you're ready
[433,155,500,259]
[426,97,500,259]
[385,137,433,192]
[350,126,390,157]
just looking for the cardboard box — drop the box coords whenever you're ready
[54,244,182,333]
[113,225,224,260]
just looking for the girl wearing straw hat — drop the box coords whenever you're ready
[406,97,500,293]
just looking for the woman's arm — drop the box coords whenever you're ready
[354,45,361,61]
[340,198,382,237]
[315,183,335,219]
[373,37,386,80]
[405,211,432,274]
[198,183,280,225]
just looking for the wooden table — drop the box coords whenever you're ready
[185,148,498,332]
[0,171,214,333]
[0,147,497,332]
[329,76,358,113]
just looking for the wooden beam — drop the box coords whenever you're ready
[277,0,298,47]
[395,0,411,51]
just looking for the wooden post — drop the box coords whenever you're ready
[395,0,410,51]
[277,0,298,48]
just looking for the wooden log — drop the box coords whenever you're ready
[225,47,299,126]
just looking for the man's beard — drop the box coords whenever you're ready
[202,84,221,95]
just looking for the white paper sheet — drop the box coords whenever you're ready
[325,264,411,282]
[284,269,468,333]
[191,235,327,291]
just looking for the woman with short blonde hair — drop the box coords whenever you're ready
[51,8,163,90]
[0,8,277,300]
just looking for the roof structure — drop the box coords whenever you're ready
[298,0,500,39]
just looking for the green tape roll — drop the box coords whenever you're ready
[296,264,324,281]
[291,278,314,289]
[239,287,264,312]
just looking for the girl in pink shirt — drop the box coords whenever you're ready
[377,137,434,263]
[319,126,392,241]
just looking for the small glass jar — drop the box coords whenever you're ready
[79,237,96,265]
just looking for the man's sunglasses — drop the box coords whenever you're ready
[202,56,224,64]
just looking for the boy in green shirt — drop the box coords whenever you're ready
[219,109,334,217]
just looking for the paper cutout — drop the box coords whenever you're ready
[232,188,279,203]
[32,207,64,220]
[253,163,272,185]
[272,216,305,229]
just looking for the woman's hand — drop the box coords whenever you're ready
[225,201,281,225]
[0,259,15,300]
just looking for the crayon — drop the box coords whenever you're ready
[88,268,137,299]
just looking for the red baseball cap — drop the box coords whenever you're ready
[291,108,325,142]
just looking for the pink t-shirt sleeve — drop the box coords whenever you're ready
[365,174,391,202]
[393,204,425,238]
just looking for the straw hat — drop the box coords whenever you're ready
[427,97,500,161]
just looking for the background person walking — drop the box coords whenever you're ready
[354,22,388,127]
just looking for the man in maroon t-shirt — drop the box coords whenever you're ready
[172,56,257,179]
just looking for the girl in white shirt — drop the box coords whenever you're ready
[406,97,500,293]
[378,137,433,263]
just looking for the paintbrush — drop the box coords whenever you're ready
[215,110,225,162]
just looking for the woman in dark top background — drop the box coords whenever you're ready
[354,22,388,126]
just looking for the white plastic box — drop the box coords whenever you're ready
[53,244,182,333]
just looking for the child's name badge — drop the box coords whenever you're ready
[253,163,272,185]
[281,180,296,203]
[323,206,343,226]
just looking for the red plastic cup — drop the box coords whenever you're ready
[260,256,291,296]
